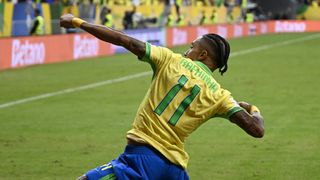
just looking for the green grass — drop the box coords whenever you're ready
[0,32,320,180]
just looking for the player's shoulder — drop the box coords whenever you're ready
[149,43,180,56]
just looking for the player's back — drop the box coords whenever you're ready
[127,43,242,168]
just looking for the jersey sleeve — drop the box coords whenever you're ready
[140,42,175,73]
[215,93,244,119]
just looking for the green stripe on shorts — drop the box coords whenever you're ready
[100,173,116,180]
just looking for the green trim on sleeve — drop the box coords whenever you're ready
[226,106,244,119]
[212,107,244,120]
[141,42,151,63]
[140,42,156,79]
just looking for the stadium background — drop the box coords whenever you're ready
[0,0,320,179]
[0,0,320,37]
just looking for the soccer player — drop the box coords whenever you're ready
[60,14,264,180]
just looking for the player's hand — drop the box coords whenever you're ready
[238,101,252,113]
[60,14,75,28]
[239,101,261,115]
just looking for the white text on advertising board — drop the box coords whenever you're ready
[73,35,99,59]
[217,26,228,38]
[275,21,306,33]
[11,40,45,68]
[173,28,187,46]
[197,27,209,37]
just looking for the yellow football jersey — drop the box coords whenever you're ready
[126,43,243,169]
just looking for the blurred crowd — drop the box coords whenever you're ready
[1,0,319,36]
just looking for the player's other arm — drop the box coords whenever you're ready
[59,14,145,59]
[229,102,264,138]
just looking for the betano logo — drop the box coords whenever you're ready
[260,23,268,34]
[196,27,209,37]
[233,25,243,37]
[248,24,257,35]
[275,21,306,33]
[172,28,187,46]
[11,40,45,68]
[217,26,228,38]
[73,35,99,59]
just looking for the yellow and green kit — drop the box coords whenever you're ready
[127,43,243,169]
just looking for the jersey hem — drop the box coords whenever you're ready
[127,130,188,169]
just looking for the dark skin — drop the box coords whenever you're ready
[60,14,264,139]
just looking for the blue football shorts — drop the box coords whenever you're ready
[85,144,189,180]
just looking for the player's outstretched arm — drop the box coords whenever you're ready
[229,102,265,138]
[59,14,146,59]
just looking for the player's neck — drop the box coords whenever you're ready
[197,59,216,72]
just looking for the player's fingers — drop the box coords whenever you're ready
[238,101,251,111]
[60,14,74,28]
[238,101,249,107]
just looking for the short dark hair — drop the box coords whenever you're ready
[203,34,230,75]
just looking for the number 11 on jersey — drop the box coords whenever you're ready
[154,75,201,126]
